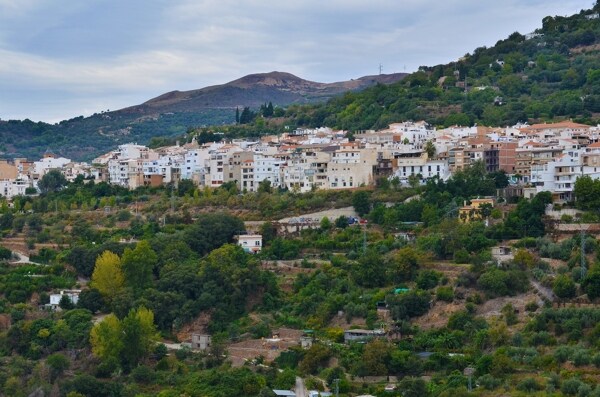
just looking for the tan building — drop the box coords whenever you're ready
[459,198,495,223]
[224,151,255,191]
[0,160,17,180]
[326,146,377,189]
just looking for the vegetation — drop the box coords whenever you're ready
[1,4,600,396]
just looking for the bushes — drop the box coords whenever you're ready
[477,267,528,297]
[436,287,454,302]
[387,290,432,320]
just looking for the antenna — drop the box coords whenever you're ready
[379,64,383,75]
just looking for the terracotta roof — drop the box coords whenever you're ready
[525,121,591,130]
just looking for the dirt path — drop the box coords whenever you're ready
[11,250,43,266]
[531,280,556,303]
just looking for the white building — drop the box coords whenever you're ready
[393,151,449,183]
[49,290,81,307]
[253,153,284,189]
[181,148,211,184]
[0,179,31,199]
[33,156,72,178]
[237,234,262,253]
[143,155,183,184]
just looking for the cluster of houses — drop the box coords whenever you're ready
[2,120,600,203]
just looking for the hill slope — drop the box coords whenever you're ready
[118,71,406,115]
[0,72,406,161]
[285,4,600,130]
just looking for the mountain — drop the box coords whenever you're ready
[117,71,407,116]
[0,72,406,161]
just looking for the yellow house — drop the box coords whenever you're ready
[459,198,495,223]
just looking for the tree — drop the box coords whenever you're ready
[121,240,157,291]
[553,275,576,300]
[90,314,124,363]
[320,217,331,230]
[398,377,428,397]
[408,173,421,188]
[582,271,600,300]
[425,140,436,159]
[90,308,159,370]
[258,179,272,194]
[335,216,349,229]
[77,288,104,314]
[90,251,125,302]
[387,246,425,283]
[38,169,68,194]
[59,294,75,310]
[121,307,160,370]
[362,339,391,375]
[46,353,70,382]
[235,107,240,124]
[184,213,245,256]
[352,191,370,217]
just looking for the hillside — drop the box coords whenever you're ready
[284,4,600,130]
[3,159,600,396]
[0,72,406,161]
[122,71,407,115]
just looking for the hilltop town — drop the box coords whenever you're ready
[3,120,600,205]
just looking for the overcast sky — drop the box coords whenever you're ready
[0,0,594,122]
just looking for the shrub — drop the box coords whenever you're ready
[416,270,442,290]
[525,301,539,312]
[131,365,154,383]
[477,374,501,390]
[573,348,591,367]
[561,378,584,396]
[436,286,454,302]
[517,377,542,392]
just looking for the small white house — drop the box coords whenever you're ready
[237,234,263,254]
[49,290,81,307]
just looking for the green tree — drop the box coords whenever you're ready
[425,140,436,158]
[46,353,70,382]
[38,169,68,194]
[121,307,160,370]
[90,308,159,370]
[184,213,245,256]
[352,191,370,217]
[121,240,157,291]
[553,275,576,300]
[362,339,391,375]
[582,271,600,300]
[257,179,272,194]
[387,246,425,283]
[77,288,104,313]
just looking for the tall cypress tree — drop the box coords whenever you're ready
[235,107,240,124]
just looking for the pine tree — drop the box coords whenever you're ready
[265,101,274,117]
[235,107,240,124]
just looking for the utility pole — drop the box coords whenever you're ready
[379,64,383,75]
[581,224,589,279]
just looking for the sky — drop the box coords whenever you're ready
[0,0,595,123]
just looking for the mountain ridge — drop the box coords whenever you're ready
[117,71,407,115]
[0,71,407,160]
